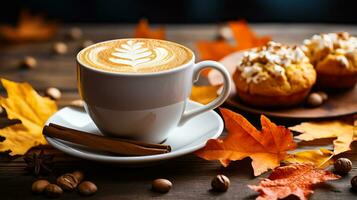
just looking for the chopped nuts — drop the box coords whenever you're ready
[334,158,352,175]
[53,42,68,55]
[20,56,37,69]
[211,174,230,192]
[45,87,62,100]
[32,179,50,194]
[45,184,63,198]
[77,181,97,196]
[152,178,172,193]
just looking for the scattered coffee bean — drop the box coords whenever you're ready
[152,178,172,193]
[306,93,323,107]
[72,170,84,183]
[211,174,230,192]
[77,181,97,196]
[45,184,63,198]
[32,179,50,194]
[53,42,68,55]
[316,91,328,101]
[351,176,357,191]
[334,158,352,175]
[80,40,94,49]
[68,27,83,40]
[20,56,37,69]
[69,99,85,108]
[57,173,79,191]
[45,87,62,100]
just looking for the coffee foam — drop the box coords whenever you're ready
[78,39,193,73]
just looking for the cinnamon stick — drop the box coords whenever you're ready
[43,124,171,156]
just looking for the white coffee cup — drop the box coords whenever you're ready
[77,39,231,143]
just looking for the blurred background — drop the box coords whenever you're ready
[1,0,357,24]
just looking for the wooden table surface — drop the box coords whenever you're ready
[0,24,357,200]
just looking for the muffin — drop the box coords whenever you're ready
[233,41,316,107]
[303,32,357,89]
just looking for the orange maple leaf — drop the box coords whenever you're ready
[196,20,270,62]
[195,108,296,176]
[134,18,165,39]
[249,163,340,200]
[0,10,57,43]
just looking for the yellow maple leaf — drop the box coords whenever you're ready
[190,85,222,105]
[290,121,355,155]
[285,148,334,168]
[0,79,57,156]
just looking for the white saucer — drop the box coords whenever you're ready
[44,101,224,164]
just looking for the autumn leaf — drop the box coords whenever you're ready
[290,120,355,155]
[285,149,334,168]
[196,20,270,61]
[0,10,57,42]
[249,163,340,200]
[195,108,296,176]
[0,79,57,156]
[134,18,165,39]
[190,85,222,105]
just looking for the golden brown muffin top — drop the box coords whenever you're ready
[303,32,357,71]
[234,41,316,96]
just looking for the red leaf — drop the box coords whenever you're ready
[249,163,340,200]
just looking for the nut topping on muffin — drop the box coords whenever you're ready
[303,32,357,89]
[303,32,357,68]
[237,41,309,84]
[233,41,316,107]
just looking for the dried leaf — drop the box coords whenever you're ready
[134,18,165,39]
[0,10,57,42]
[249,163,340,200]
[195,108,296,176]
[285,148,334,168]
[190,85,222,105]
[0,79,57,156]
[196,20,270,61]
[290,121,355,155]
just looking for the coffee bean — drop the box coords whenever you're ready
[68,27,83,40]
[72,170,84,183]
[351,176,357,191]
[31,179,50,194]
[45,184,63,198]
[211,174,230,192]
[152,178,172,193]
[77,181,97,196]
[306,93,323,107]
[20,56,37,69]
[53,42,68,55]
[334,158,352,175]
[56,173,79,191]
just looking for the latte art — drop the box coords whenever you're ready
[78,39,193,73]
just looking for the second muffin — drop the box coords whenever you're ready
[303,32,357,89]
[233,41,316,107]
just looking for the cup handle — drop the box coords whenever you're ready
[178,61,231,126]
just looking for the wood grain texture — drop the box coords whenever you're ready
[0,24,357,200]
